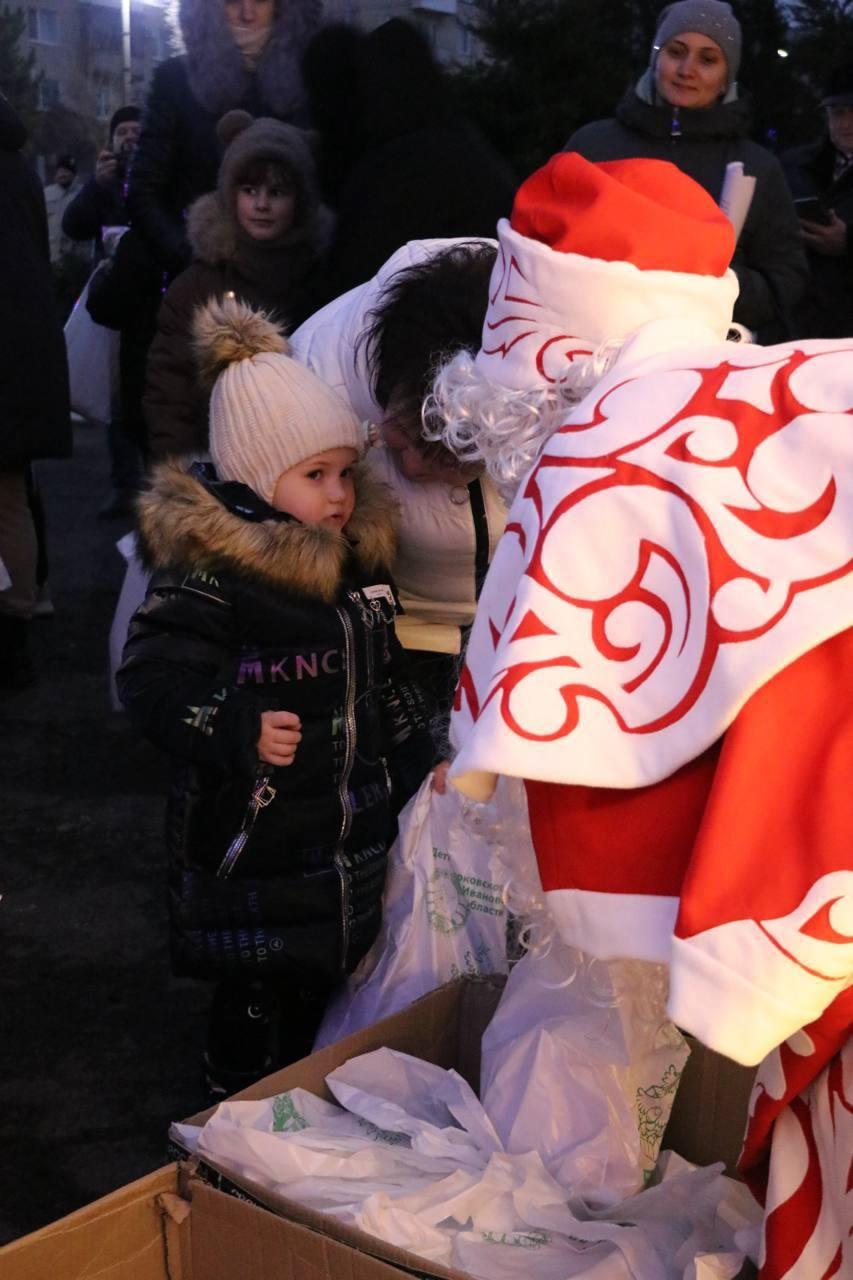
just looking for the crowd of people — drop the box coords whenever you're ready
[1,1,851,1277]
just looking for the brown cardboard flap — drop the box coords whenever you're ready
[181,975,507,1131]
[187,1177,409,1279]
[0,1166,181,1280]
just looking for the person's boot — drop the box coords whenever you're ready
[0,616,35,690]
[203,981,275,1103]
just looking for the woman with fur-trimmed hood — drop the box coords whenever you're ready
[119,297,436,1096]
[128,0,321,275]
[144,109,324,460]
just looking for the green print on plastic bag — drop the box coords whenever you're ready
[356,1117,411,1146]
[426,848,505,935]
[449,943,495,979]
[481,1229,551,1249]
[272,1093,309,1133]
[636,1062,683,1166]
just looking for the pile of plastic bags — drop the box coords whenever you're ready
[174,998,760,1279]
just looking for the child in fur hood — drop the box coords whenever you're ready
[119,296,437,1097]
[144,108,325,461]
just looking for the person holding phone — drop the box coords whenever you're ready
[782,64,853,336]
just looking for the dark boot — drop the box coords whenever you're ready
[0,616,35,690]
[204,981,276,1102]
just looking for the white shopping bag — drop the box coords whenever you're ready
[315,776,536,1048]
[108,533,150,711]
[480,941,690,1206]
[64,270,119,425]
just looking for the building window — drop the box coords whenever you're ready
[37,78,60,111]
[28,7,59,45]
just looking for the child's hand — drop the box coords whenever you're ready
[257,710,302,766]
[431,761,450,794]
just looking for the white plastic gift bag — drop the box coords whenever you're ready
[108,532,150,711]
[480,939,690,1205]
[315,776,536,1047]
[64,270,119,425]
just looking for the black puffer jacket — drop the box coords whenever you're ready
[567,89,809,341]
[127,0,320,273]
[781,137,853,338]
[118,462,434,982]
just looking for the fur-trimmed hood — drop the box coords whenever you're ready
[136,459,398,604]
[168,0,321,118]
[187,116,322,264]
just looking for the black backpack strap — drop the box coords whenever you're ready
[467,478,491,600]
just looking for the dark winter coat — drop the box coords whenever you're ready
[308,18,515,304]
[781,137,853,338]
[567,90,810,341]
[127,0,321,274]
[143,134,324,460]
[117,462,434,982]
[86,228,166,453]
[318,120,516,304]
[62,174,129,251]
[0,95,71,469]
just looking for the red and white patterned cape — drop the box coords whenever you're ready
[449,332,853,1280]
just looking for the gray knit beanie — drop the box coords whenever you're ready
[653,1,742,87]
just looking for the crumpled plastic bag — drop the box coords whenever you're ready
[480,941,690,1206]
[174,1044,761,1280]
[108,532,150,711]
[314,777,537,1048]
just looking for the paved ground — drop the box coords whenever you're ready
[0,422,210,1243]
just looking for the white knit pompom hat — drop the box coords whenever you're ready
[194,294,362,504]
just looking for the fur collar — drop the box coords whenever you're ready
[137,459,398,603]
[169,0,321,118]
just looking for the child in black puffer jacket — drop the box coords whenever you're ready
[118,296,437,1097]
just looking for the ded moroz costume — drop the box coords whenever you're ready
[434,152,853,1280]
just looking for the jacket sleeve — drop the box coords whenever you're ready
[126,60,191,274]
[62,178,111,242]
[733,154,810,337]
[117,571,262,777]
[144,269,208,459]
[86,229,162,331]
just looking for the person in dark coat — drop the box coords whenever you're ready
[118,295,435,1095]
[63,105,144,517]
[781,64,853,338]
[566,0,809,342]
[306,18,516,303]
[0,93,71,688]
[144,110,325,460]
[128,0,321,276]
[62,106,141,254]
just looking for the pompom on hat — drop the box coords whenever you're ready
[194,295,362,505]
[475,151,739,391]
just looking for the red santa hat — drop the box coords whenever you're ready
[476,152,739,390]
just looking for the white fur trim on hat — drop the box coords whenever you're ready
[475,218,739,392]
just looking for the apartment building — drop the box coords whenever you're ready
[18,0,169,124]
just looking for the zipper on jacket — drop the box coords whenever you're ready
[670,106,681,139]
[215,770,277,880]
[333,603,358,969]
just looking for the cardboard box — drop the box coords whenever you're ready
[0,1163,408,1280]
[170,975,757,1280]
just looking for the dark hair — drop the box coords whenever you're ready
[233,157,296,191]
[360,241,496,463]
